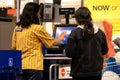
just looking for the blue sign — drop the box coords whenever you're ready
[0,50,22,73]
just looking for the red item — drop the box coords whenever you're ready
[103,20,115,58]
[7,9,16,15]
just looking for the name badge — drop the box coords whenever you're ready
[15,28,22,32]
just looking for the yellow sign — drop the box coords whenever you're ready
[84,0,120,36]
[84,0,120,20]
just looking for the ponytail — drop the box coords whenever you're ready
[83,21,94,39]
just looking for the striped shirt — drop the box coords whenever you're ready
[12,24,55,70]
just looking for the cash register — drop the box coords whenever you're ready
[44,24,77,56]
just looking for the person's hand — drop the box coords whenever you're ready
[53,32,67,46]
[58,32,67,41]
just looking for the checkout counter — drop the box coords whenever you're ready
[44,55,71,80]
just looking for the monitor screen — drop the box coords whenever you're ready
[53,24,77,45]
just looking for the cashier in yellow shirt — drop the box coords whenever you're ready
[11,2,66,80]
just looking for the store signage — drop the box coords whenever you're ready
[93,5,110,11]
[84,0,120,36]
[8,58,13,67]
[84,0,120,20]
[58,65,72,79]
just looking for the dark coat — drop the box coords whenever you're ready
[65,27,108,77]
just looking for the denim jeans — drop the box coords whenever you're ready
[16,69,43,80]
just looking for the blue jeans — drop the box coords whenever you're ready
[16,69,43,80]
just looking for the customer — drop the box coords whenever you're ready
[65,7,108,80]
[11,2,66,80]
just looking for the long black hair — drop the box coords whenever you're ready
[75,7,94,38]
[16,2,40,28]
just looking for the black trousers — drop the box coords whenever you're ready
[16,69,43,80]
[72,75,101,80]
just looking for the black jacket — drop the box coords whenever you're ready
[65,26,108,77]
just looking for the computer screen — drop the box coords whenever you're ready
[53,24,77,45]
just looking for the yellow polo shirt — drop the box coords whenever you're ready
[12,24,54,70]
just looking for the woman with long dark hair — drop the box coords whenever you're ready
[12,2,66,80]
[65,7,108,80]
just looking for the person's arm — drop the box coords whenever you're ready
[53,32,66,45]
[65,31,77,58]
[101,31,108,55]
[65,37,76,58]
[35,26,66,48]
